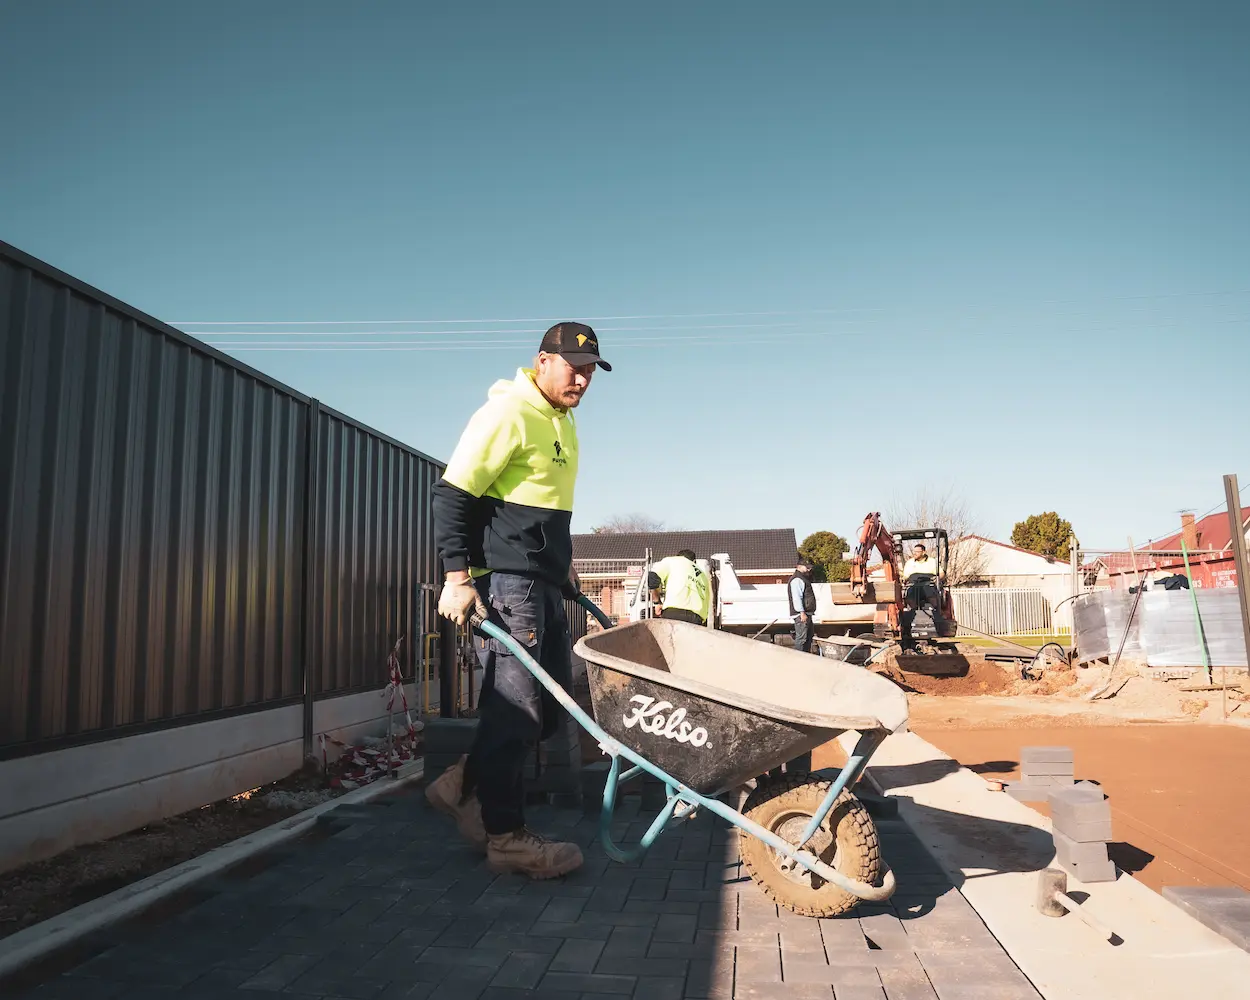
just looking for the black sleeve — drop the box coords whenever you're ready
[432,479,476,574]
[646,571,662,590]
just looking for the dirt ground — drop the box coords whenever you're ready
[811,660,1250,896]
[916,724,1250,893]
[0,763,339,942]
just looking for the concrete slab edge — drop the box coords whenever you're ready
[0,759,424,981]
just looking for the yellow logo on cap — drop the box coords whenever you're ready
[577,333,588,347]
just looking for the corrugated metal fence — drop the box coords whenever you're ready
[0,240,442,758]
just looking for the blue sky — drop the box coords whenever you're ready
[2,1,1247,550]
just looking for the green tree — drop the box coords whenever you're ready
[1011,512,1075,561]
[799,531,852,583]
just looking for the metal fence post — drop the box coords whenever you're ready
[1224,475,1250,678]
[300,399,323,761]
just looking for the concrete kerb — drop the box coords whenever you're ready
[0,759,424,982]
[843,730,1250,1000]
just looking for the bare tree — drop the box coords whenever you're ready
[590,513,667,534]
[885,488,988,586]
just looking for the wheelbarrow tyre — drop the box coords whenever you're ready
[739,775,881,918]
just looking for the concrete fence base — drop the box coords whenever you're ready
[0,683,418,875]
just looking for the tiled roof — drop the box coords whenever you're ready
[1147,507,1250,553]
[572,528,799,570]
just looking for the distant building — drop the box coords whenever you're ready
[1086,509,1250,591]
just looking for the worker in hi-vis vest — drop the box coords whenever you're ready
[647,549,711,625]
[902,542,939,580]
[427,321,611,880]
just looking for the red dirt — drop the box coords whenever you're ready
[915,724,1250,894]
[874,656,1015,697]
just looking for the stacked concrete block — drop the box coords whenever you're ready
[1049,781,1117,883]
[578,760,668,814]
[421,717,478,783]
[525,714,584,808]
[1005,745,1075,802]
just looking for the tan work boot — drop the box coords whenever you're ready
[486,828,584,879]
[424,756,487,852]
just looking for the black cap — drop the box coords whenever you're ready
[539,322,612,371]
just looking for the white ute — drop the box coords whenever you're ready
[624,553,896,639]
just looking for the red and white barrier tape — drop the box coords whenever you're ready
[318,636,423,789]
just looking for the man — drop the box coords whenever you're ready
[647,549,711,626]
[902,543,938,581]
[788,558,818,653]
[426,321,611,879]
[902,543,940,616]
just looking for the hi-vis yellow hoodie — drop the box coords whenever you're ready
[432,369,578,585]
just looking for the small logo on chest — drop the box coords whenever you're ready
[553,439,568,466]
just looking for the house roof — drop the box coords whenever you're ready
[572,528,799,570]
[1146,507,1250,553]
[959,534,1068,565]
[1088,506,1250,576]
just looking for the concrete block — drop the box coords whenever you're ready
[1021,746,1074,763]
[1020,761,1076,777]
[1162,886,1250,953]
[1058,856,1117,883]
[1049,783,1111,825]
[1050,814,1113,843]
[1016,774,1074,787]
[422,718,479,754]
[1005,782,1053,803]
[1053,830,1110,867]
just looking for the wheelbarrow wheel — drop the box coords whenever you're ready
[739,774,881,918]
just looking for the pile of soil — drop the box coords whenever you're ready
[873,655,1015,697]
[0,763,335,942]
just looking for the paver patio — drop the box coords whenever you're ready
[11,782,1042,999]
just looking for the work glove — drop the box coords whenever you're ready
[560,579,582,601]
[438,578,488,627]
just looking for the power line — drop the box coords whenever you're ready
[1139,480,1249,546]
[189,321,807,337]
[171,287,1250,327]
[195,314,1250,350]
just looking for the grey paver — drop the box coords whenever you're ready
[6,786,1048,1000]
[549,937,607,972]
[1020,746,1074,763]
[1162,885,1250,952]
[238,952,322,990]
[537,970,637,993]
[488,951,553,990]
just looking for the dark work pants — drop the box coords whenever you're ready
[793,615,816,653]
[463,573,572,835]
[771,615,816,778]
[660,608,706,626]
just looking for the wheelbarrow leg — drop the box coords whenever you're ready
[793,730,884,851]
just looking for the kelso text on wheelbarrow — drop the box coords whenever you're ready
[621,695,711,748]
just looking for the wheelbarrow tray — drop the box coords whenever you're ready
[575,620,909,796]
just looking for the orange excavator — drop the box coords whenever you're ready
[849,513,961,672]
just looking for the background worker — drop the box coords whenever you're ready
[427,321,611,880]
[788,557,818,653]
[902,542,938,581]
[647,549,711,625]
[902,542,940,612]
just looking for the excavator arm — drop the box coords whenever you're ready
[850,512,901,633]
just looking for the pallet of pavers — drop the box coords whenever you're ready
[1049,780,1117,883]
[1005,745,1076,802]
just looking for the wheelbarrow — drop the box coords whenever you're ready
[471,595,908,917]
